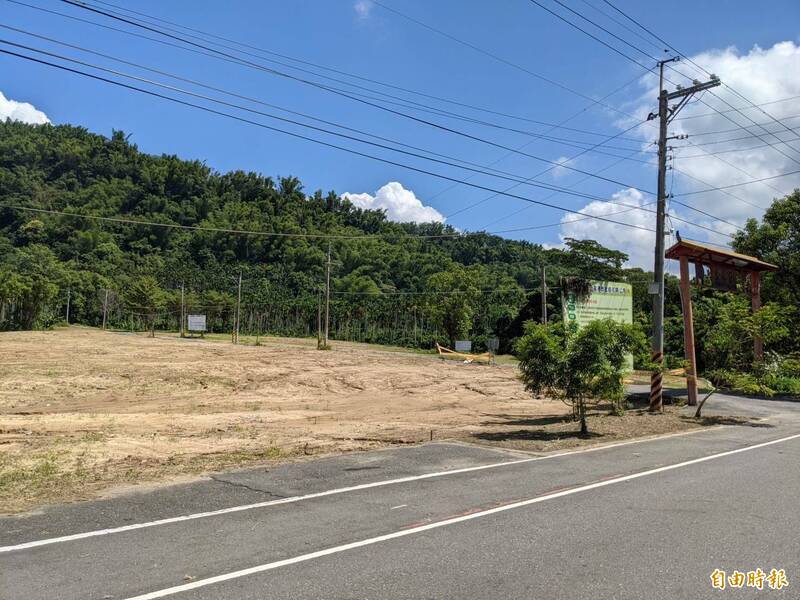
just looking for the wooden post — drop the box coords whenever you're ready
[751,270,763,362]
[540,264,547,324]
[679,256,698,406]
[317,290,322,349]
[694,261,704,285]
[179,283,185,338]
[102,288,109,330]
[324,243,331,347]
[235,271,242,344]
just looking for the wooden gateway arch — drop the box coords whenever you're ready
[665,239,778,406]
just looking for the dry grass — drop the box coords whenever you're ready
[0,326,723,513]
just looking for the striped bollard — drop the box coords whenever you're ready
[649,351,663,412]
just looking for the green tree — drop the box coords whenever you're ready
[125,276,167,337]
[516,320,643,434]
[426,266,479,346]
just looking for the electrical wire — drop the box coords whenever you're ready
[48,0,657,194]
[82,0,648,142]
[0,38,654,207]
[598,0,800,160]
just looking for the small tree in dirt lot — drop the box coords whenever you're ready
[125,276,166,337]
[426,267,479,347]
[515,319,643,435]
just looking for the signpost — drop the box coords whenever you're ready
[187,314,206,333]
[454,340,472,353]
[562,281,634,370]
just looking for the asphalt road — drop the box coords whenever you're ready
[2,393,799,599]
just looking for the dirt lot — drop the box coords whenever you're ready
[1,327,716,513]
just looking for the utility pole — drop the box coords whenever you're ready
[317,289,322,349]
[234,271,242,344]
[179,282,185,338]
[540,264,547,324]
[648,58,720,412]
[65,289,71,324]
[102,288,109,331]
[324,242,331,347]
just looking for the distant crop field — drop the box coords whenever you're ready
[0,327,707,513]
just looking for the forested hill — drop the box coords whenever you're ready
[0,120,651,347]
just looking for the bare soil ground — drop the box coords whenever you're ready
[1,327,718,513]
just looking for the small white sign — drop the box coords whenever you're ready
[455,340,472,353]
[187,314,206,332]
[648,282,660,295]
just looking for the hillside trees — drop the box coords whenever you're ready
[0,121,652,351]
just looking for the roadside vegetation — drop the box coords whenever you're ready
[516,320,645,434]
[2,121,798,397]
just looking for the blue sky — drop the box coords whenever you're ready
[2,0,799,267]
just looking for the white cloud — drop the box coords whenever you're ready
[0,90,49,124]
[342,181,445,223]
[354,0,373,19]
[551,156,574,179]
[660,42,800,220]
[560,188,655,268]
[571,41,800,267]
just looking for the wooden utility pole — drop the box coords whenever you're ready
[648,58,720,412]
[101,288,109,330]
[234,271,242,344]
[324,242,331,347]
[317,290,322,349]
[751,271,763,361]
[540,264,547,324]
[179,282,185,338]
[678,256,698,406]
[65,289,71,324]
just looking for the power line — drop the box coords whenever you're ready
[520,3,758,234]
[524,0,798,233]
[11,3,651,156]
[674,95,800,121]
[4,1,650,179]
[50,0,657,194]
[527,0,652,67]
[5,5,743,239]
[680,139,794,199]
[575,0,668,55]
[0,38,654,207]
[598,0,800,159]
[622,1,800,141]
[671,167,768,211]
[673,169,800,197]
[687,130,800,148]
[367,0,645,123]
[444,110,650,220]
[474,144,651,229]
[0,43,662,236]
[81,0,647,143]
[530,0,800,167]
[687,115,800,139]
[6,16,652,163]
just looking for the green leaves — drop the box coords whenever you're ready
[516,319,643,430]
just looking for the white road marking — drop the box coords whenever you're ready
[123,431,800,600]
[0,427,718,554]
[389,504,407,510]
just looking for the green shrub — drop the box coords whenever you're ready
[763,375,800,396]
[516,319,644,434]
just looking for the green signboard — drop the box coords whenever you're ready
[562,280,634,369]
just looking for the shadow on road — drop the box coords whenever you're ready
[473,429,603,442]
[681,415,775,428]
[479,414,576,427]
